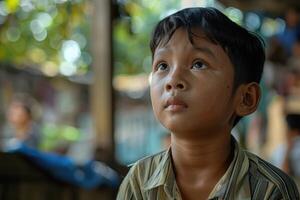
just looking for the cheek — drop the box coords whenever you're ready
[213,71,234,99]
[150,79,165,117]
[150,84,160,111]
[194,80,233,115]
[212,85,235,120]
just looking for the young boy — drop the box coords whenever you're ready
[117,7,300,200]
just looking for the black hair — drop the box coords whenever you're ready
[150,7,265,126]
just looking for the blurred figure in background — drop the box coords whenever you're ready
[276,6,300,56]
[282,65,300,179]
[282,114,300,179]
[1,93,42,150]
[269,65,300,188]
[262,11,300,163]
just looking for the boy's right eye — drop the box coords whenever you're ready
[156,62,168,71]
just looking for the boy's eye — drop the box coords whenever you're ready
[191,61,206,70]
[157,62,168,71]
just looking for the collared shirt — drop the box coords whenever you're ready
[117,137,300,200]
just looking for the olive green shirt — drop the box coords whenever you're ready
[117,137,299,199]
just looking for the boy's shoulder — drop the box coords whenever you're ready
[244,150,299,199]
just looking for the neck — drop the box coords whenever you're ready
[171,131,233,178]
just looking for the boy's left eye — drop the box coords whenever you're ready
[191,61,206,70]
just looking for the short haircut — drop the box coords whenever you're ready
[150,7,265,126]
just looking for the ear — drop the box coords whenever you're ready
[235,83,261,117]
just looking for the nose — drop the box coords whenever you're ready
[165,69,187,92]
[166,81,186,91]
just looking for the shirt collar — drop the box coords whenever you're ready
[142,136,249,200]
[208,136,249,199]
[143,147,173,190]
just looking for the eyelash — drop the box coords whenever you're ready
[191,60,207,70]
[155,62,169,71]
[154,59,207,71]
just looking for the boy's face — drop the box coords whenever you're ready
[150,28,240,136]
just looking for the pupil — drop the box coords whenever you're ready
[195,62,202,68]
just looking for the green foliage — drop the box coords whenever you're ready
[40,123,80,151]
[0,0,91,76]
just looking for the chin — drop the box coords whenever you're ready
[162,121,192,133]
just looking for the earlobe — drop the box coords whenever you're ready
[235,83,261,117]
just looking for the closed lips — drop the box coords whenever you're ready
[165,98,188,108]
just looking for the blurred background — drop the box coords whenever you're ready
[1,0,300,199]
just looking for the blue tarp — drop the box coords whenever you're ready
[5,143,120,189]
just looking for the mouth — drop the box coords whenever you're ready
[164,97,188,112]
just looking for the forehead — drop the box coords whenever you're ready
[157,28,210,46]
[154,28,226,59]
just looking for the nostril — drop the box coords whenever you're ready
[166,84,172,90]
[177,83,184,89]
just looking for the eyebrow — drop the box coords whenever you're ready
[153,47,170,57]
[154,45,216,60]
[193,46,216,59]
